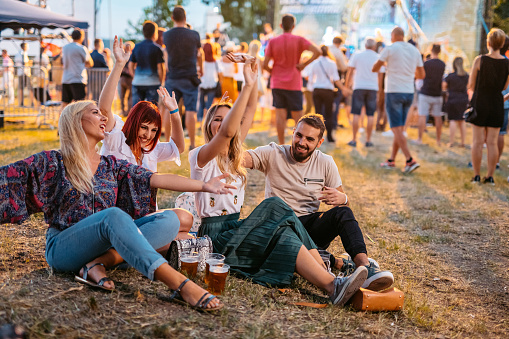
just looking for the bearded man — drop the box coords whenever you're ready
[243,113,393,291]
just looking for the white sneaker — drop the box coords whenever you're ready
[381,130,394,137]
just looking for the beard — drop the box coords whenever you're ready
[291,142,317,162]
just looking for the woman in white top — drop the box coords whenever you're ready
[309,45,351,142]
[99,37,192,239]
[190,54,365,306]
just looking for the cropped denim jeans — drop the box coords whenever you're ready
[45,207,179,281]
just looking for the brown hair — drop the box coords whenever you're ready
[297,113,326,139]
[142,21,158,39]
[431,44,441,55]
[281,14,295,32]
[487,28,506,51]
[172,6,186,22]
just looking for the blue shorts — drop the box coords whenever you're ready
[132,85,159,106]
[500,108,509,135]
[385,93,414,128]
[165,78,199,112]
[272,88,303,111]
[351,89,377,116]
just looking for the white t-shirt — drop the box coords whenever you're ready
[349,49,379,91]
[189,145,245,218]
[14,51,30,76]
[308,56,339,90]
[100,114,181,172]
[247,143,342,217]
[378,41,423,93]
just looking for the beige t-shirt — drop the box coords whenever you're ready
[247,143,342,217]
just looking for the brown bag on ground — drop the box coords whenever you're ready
[350,287,404,311]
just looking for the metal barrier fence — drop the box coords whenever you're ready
[0,66,110,128]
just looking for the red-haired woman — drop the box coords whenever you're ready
[99,37,191,239]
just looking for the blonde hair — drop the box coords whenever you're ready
[202,104,247,187]
[248,40,261,58]
[58,101,97,193]
[487,28,506,51]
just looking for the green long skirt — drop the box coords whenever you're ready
[197,197,316,287]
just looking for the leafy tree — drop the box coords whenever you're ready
[217,0,268,42]
[124,0,187,41]
[493,0,509,33]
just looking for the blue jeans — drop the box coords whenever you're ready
[385,93,414,128]
[45,207,179,280]
[198,87,216,122]
[132,85,159,106]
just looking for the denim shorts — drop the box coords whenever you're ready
[385,92,414,128]
[165,78,199,112]
[132,85,159,105]
[272,88,303,111]
[500,108,509,135]
[351,89,377,116]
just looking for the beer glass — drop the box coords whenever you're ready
[204,253,225,284]
[208,263,230,295]
[180,251,199,277]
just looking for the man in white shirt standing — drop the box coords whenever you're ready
[345,37,379,147]
[61,29,93,110]
[372,27,425,173]
[14,42,32,106]
[329,36,348,128]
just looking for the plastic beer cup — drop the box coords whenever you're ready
[209,264,230,295]
[180,251,199,277]
[204,253,225,284]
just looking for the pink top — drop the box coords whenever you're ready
[265,33,311,91]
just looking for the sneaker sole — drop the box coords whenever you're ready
[332,266,368,307]
[362,271,394,291]
[404,163,420,174]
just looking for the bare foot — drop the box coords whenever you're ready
[178,279,223,310]
[79,262,115,290]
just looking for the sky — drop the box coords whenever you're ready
[46,0,214,40]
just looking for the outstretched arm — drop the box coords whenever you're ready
[157,87,185,153]
[150,172,235,195]
[240,58,260,141]
[196,54,258,168]
[99,36,132,132]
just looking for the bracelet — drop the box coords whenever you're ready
[343,194,348,205]
[169,108,179,114]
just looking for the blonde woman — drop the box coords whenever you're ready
[191,55,367,307]
[468,28,509,184]
[0,99,236,311]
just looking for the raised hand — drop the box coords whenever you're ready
[202,173,236,195]
[157,86,178,111]
[113,35,131,65]
[242,56,258,87]
[226,52,255,64]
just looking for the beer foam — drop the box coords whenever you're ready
[209,265,229,274]
[181,257,198,263]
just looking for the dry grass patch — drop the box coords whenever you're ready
[1,118,508,337]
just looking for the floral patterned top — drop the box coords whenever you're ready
[0,150,156,231]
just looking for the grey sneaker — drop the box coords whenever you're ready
[340,256,393,291]
[363,261,394,291]
[404,160,420,174]
[330,266,367,307]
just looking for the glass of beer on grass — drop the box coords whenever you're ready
[208,263,230,295]
[180,251,199,278]
[204,253,225,284]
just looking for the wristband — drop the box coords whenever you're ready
[343,194,348,205]
[169,108,179,114]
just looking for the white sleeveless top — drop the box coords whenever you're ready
[189,145,245,218]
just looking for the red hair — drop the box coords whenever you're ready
[122,101,162,165]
